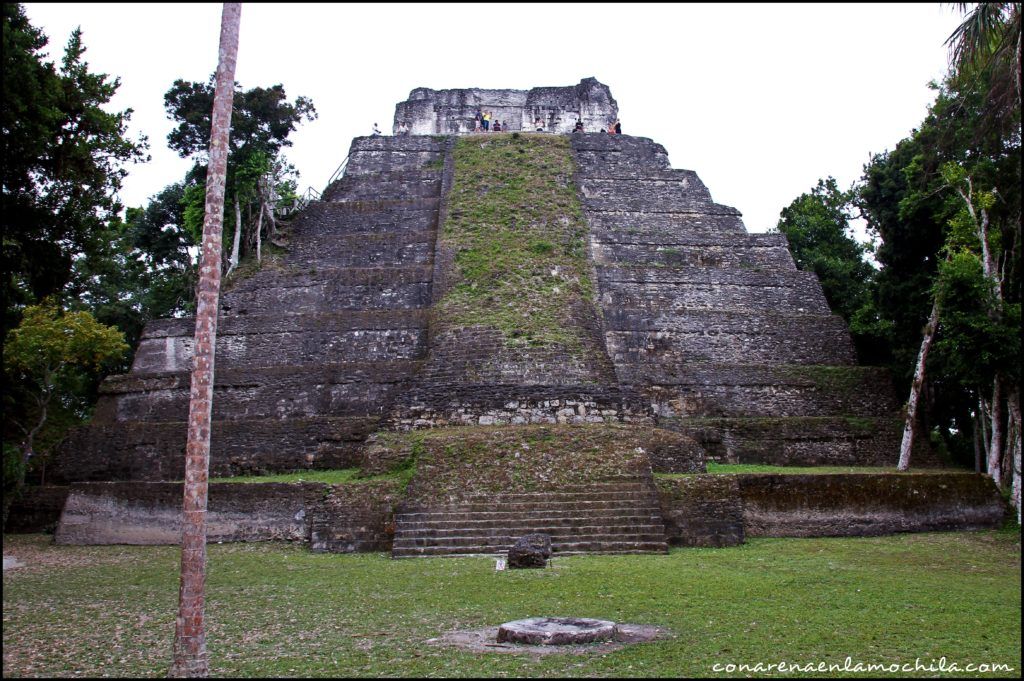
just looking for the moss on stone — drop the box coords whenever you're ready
[364,423,684,502]
[437,134,593,350]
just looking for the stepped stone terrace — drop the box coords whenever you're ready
[15,78,1004,555]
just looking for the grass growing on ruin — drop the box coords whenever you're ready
[211,469,378,485]
[439,133,593,349]
[371,424,687,502]
[4,530,1020,677]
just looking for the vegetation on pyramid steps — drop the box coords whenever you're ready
[438,134,594,350]
[367,424,688,502]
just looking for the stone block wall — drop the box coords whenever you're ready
[569,132,903,465]
[656,476,745,547]
[308,481,401,552]
[53,480,401,552]
[738,473,1008,536]
[4,486,70,533]
[656,472,1006,545]
[49,417,374,483]
[51,136,446,483]
[55,482,313,545]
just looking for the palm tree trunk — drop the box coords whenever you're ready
[169,3,240,677]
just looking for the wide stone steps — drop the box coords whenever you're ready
[591,240,796,270]
[393,540,669,557]
[391,512,663,528]
[288,198,440,236]
[395,520,665,538]
[391,482,669,557]
[397,504,664,522]
[323,171,441,202]
[94,361,425,423]
[584,210,748,236]
[285,230,436,268]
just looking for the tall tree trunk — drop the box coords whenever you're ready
[979,395,991,456]
[226,196,242,276]
[169,3,240,678]
[898,299,940,471]
[254,202,263,263]
[988,376,1004,488]
[972,411,982,473]
[1008,388,1021,524]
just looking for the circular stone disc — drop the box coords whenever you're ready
[496,617,618,645]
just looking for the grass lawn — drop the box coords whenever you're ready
[2,530,1020,677]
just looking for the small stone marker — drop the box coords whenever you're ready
[508,533,551,568]
[496,617,618,645]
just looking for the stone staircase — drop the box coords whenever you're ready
[570,133,912,466]
[51,136,447,483]
[392,480,668,557]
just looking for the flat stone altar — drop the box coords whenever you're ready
[496,617,618,645]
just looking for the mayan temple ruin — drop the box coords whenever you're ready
[17,78,1003,554]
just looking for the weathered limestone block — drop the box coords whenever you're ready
[322,170,441,202]
[604,311,856,366]
[51,417,375,482]
[659,416,923,467]
[343,135,447,175]
[390,385,652,430]
[626,364,899,419]
[54,482,314,545]
[417,326,615,387]
[286,231,435,268]
[597,267,831,314]
[130,310,430,375]
[571,134,672,173]
[4,485,71,533]
[94,362,421,423]
[738,473,1007,536]
[393,78,618,135]
[579,173,715,207]
[286,199,440,238]
[586,211,750,239]
[592,240,796,270]
[644,427,707,473]
[307,481,401,553]
[656,475,745,547]
[508,533,552,568]
[219,265,434,316]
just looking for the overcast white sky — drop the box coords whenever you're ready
[24,2,964,234]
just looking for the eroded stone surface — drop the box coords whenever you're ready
[497,617,617,645]
[393,77,617,135]
[507,534,551,569]
[428,623,669,655]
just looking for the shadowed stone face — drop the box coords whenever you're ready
[393,77,618,135]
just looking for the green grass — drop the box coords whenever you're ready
[438,133,593,350]
[3,530,1019,677]
[211,469,372,485]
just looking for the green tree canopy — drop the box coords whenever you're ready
[775,178,876,320]
[1,4,148,337]
[3,303,128,524]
